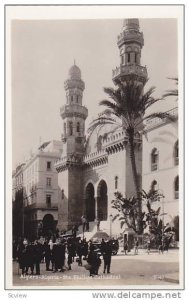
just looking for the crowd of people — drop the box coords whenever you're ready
[13,236,113,277]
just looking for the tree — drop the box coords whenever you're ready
[162,77,178,100]
[111,189,163,236]
[88,80,168,234]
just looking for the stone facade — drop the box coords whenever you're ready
[142,108,179,225]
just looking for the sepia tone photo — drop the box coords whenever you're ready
[6,5,184,290]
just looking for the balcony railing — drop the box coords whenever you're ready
[60,104,88,119]
[24,203,58,210]
[112,64,148,82]
[151,163,158,171]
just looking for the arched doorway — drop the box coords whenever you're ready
[85,183,95,222]
[43,214,54,236]
[97,180,108,221]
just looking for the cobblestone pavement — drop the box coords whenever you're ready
[12,249,179,288]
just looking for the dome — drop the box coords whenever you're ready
[68,64,81,80]
[123,18,139,31]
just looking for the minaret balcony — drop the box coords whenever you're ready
[117,30,144,48]
[112,64,148,84]
[60,104,88,120]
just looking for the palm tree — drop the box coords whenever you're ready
[88,80,168,234]
[162,77,178,99]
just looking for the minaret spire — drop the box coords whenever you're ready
[112,18,148,85]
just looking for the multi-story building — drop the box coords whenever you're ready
[12,163,25,238]
[22,140,62,238]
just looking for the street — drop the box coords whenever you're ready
[12,249,179,288]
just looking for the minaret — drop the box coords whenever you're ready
[112,18,148,85]
[61,63,88,159]
[56,63,88,231]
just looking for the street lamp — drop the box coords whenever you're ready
[109,214,113,238]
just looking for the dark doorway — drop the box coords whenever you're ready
[43,214,54,237]
[85,183,95,222]
[97,180,108,221]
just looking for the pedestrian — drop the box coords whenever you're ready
[86,220,89,232]
[124,240,128,255]
[96,218,100,231]
[67,240,74,270]
[81,215,86,233]
[94,252,101,275]
[82,239,88,260]
[77,240,83,266]
[147,240,151,254]
[17,239,30,275]
[28,241,35,275]
[87,245,98,277]
[134,238,139,255]
[43,240,52,271]
[102,241,112,274]
[72,224,78,238]
[33,240,43,275]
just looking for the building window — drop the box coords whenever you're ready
[61,189,64,200]
[174,176,179,199]
[46,177,51,187]
[46,194,51,208]
[71,96,73,102]
[47,161,51,171]
[135,53,137,63]
[115,176,118,190]
[128,53,130,63]
[77,122,80,133]
[121,55,124,65]
[76,95,79,103]
[64,123,66,135]
[69,122,73,135]
[174,140,179,165]
[151,148,158,171]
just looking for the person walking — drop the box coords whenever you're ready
[102,241,112,274]
[82,238,88,260]
[76,239,83,266]
[43,240,52,271]
[124,240,128,255]
[147,240,151,254]
[134,238,139,255]
[33,240,43,275]
[87,245,98,277]
[17,239,30,275]
[67,240,74,270]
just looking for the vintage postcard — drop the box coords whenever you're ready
[5,4,184,292]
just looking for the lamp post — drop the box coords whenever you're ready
[109,214,113,238]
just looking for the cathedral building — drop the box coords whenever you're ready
[55,18,169,236]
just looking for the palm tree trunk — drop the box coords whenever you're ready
[127,128,143,234]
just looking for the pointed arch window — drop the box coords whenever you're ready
[151,148,158,171]
[77,122,80,133]
[174,176,179,199]
[174,140,179,165]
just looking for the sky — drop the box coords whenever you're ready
[11,18,178,169]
